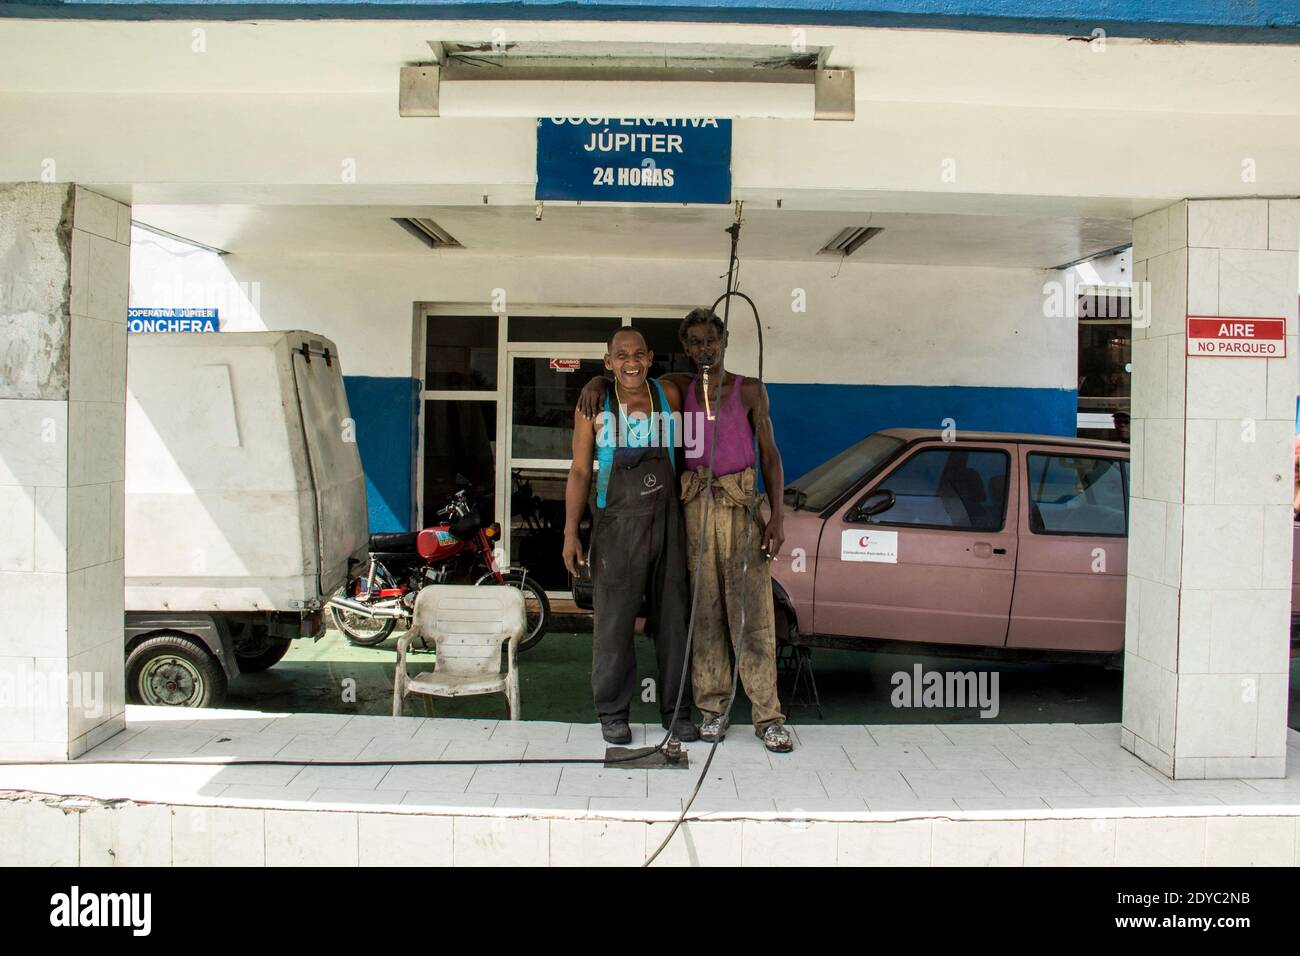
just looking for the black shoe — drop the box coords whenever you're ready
[662,718,700,742]
[601,720,632,745]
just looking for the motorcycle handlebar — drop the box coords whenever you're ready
[433,489,473,520]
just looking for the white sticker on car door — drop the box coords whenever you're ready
[841,529,898,563]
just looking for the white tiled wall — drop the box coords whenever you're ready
[80,803,173,866]
[172,806,268,866]
[0,183,129,760]
[64,184,129,760]
[1124,198,1298,779]
[3,797,1294,866]
[0,799,81,866]
[264,809,359,866]
[1187,199,1270,251]
[1269,200,1300,252]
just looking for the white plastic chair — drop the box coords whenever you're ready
[392,584,525,719]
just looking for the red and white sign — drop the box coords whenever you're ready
[841,529,898,564]
[1186,316,1286,357]
[548,358,580,372]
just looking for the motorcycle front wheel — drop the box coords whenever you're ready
[329,585,400,647]
[478,570,550,652]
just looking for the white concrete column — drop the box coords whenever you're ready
[1124,198,1299,779]
[0,183,130,759]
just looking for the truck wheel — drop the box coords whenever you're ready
[233,628,292,672]
[126,633,227,708]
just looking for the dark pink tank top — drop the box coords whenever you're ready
[684,374,757,476]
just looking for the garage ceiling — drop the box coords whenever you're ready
[132,203,1131,269]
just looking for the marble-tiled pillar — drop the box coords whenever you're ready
[0,183,130,759]
[1123,198,1299,778]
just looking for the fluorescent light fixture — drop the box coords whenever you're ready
[131,220,229,256]
[393,217,463,249]
[1052,243,1132,270]
[818,226,883,257]
[404,40,854,120]
[437,40,824,74]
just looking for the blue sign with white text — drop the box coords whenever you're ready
[536,118,732,204]
[128,308,219,333]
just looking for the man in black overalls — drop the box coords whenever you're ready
[563,328,697,745]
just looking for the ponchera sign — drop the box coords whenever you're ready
[128,307,219,333]
[536,117,732,204]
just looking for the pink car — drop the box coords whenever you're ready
[772,429,1300,657]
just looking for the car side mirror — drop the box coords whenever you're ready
[849,489,895,522]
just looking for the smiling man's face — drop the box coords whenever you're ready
[606,330,653,392]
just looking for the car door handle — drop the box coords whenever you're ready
[972,542,1006,558]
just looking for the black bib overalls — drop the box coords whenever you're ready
[589,392,692,727]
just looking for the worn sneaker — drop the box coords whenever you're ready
[699,715,729,742]
[601,720,633,745]
[758,722,794,753]
[662,718,700,742]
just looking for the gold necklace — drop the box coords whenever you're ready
[613,378,651,409]
[614,379,653,440]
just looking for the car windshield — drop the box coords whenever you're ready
[785,432,905,512]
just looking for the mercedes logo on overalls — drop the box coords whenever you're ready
[644,473,657,489]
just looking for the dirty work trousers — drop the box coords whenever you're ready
[590,445,692,727]
[681,467,785,731]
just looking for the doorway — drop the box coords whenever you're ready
[417,306,695,596]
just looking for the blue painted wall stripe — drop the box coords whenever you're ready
[339,376,1074,534]
[342,375,419,534]
[4,0,1299,41]
[768,383,1077,484]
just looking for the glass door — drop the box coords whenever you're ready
[504,347,608,593]
[418,313,499,531]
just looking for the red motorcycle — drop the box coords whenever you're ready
[327,489,550,650]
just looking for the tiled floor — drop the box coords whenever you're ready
[1,706,1298,820]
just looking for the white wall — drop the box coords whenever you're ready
[130,237,1072,389]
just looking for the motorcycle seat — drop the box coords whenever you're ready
[369,531,419,553]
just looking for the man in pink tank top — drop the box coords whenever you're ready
[673,308,791,752]
[578,308,793,752]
